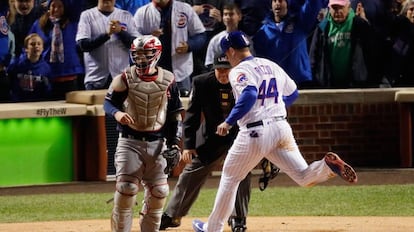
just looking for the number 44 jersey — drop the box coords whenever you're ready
[228,56,297,128]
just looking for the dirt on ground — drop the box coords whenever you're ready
[1,216,414,232]
[1,169,414,232]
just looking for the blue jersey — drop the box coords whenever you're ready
[7,56,52,102]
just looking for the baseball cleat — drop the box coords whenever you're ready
[325,152,358,183]
[159,213,181,230]
[192,219,205,232]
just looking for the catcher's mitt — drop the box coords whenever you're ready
[259,159,280,191]
[161,146,181,174]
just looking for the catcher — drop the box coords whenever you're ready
[103,35,183,232]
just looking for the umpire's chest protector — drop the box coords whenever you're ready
[124,66,174,132]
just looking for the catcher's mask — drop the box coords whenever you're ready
[130,35,162,80]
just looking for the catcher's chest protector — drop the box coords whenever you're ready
[124,66,174,131]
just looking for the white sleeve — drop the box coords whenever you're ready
[204,39,215,67]
[76,11,91,41]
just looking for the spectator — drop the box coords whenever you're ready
[387,0,414,86]
[30,0,84,100]
[252,0,325,89]
[134,0,207,97]
[349,0,392,87]
[231,0,271,37]
[204,3,242,69]
[9,0,43,58]
[178,0,225,77]
[76,0,139,90]
[160,54,252,232]
[7,33,51,102]
[390,0,406,16]
[0,1,15,102]
[115,0,149,14]
[309,0,373,88]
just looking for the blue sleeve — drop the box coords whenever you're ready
[187,32,207,53]
[103,89,128,117]
[298,0,326,32]
[77,35,111,52]
[225,86,257,126]
[103,99,120,117]
[283,89,299,107]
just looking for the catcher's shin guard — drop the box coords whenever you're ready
[111,192,137,231]
[139,181,169,231]
[111,182,139,232]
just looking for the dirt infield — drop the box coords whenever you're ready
[1,216,414,232]
[1,169,414,231]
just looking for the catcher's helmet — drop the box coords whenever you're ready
[130,35,162,80]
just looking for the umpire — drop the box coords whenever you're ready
[160,54,251,232]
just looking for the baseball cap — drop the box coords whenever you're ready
[328,0,350,6]
[213,54,231,69]
[220,31,250,54]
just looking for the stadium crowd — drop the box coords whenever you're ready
[0,0,413,103]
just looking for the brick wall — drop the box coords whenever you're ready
[289,102,400,167]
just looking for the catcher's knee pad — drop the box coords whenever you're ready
[139,182,169,231]
[151,182,169,198]
[111,182,139,232]
[116,181,139,196]
[143,182,169,213]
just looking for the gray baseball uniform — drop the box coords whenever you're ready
[104,65,183,232]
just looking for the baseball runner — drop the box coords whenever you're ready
[192,31,358,232]
[160,54,251,232]
[103,35,183,232]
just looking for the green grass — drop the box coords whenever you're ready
[1,185,413,223]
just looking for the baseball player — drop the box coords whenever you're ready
[103,35,183,232]
[192,31,358,232]
[76,0,140,90]
[160,54,251,232]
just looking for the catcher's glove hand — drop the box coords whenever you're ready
[259,159,280,191]
[161,145,181,175]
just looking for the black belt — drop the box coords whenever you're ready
[246,116,286,128]
[120,132,161,142]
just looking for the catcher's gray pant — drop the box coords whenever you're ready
[164,152,251,219]
[111,137,169,232]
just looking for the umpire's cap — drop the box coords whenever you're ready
[220,31,250,54]
[213,54,231,69]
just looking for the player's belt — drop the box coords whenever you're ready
[120,132,161,142]
[246,116,286,128]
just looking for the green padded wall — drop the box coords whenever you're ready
[0,117,73,187]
